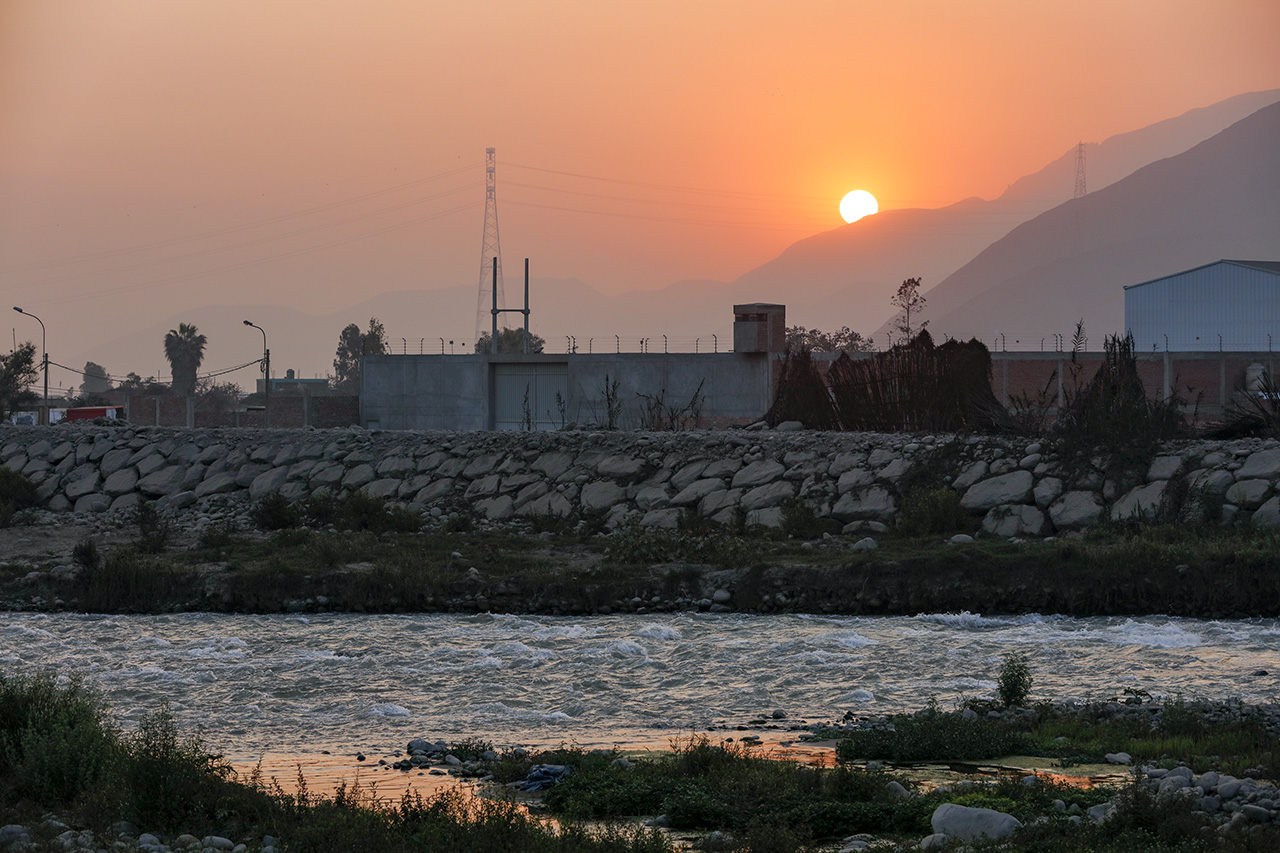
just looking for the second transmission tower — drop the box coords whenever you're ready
[1073,142,1087,199]
[474,148,505,343]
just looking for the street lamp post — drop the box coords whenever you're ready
[12,307,47,424]
[243,320,270,428]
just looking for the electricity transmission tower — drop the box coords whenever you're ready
[1073,142,1087,199]
[474,147,505,342]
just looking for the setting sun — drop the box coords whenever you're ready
[839,190,879,223]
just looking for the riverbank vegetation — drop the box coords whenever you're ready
[0,671,669,852]
[4,671,1279,851]
[6,491,1280,616]
[825,699,1280,781]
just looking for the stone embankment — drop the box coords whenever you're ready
[4,424,1280,535]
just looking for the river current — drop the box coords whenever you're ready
[3,612,1278,763]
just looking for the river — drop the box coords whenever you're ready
[5,611,1277,763]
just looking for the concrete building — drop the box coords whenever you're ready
[1124,260,1280,352]
[360,304,787,431]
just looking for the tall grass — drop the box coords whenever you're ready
[0,670,673,852]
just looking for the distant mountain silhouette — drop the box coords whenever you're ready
[881,99,1280,347]
[732,89,1279,338]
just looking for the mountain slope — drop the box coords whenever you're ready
[735,89,1279,335]
[895,100,1280,346]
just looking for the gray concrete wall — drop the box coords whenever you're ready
[361,355,489,431]
[564,352,771,429]
[360,352,773,431]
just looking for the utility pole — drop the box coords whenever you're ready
[12,307,46,424]
[243,320,270,428]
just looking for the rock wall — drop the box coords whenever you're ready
[3,425,1280,535]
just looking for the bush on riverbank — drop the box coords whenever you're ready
[0,671,673,852]
[832,698,1280,780]
[251,490,423,534]
[0,468,41,527]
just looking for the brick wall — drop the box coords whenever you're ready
[126,395,359,428]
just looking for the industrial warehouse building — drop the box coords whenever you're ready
[1125,259,1280,352]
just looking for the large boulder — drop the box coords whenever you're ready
[194,471,240,498]
[1048,490,1104,528]
[1110,480,1168,521]
[831,486,896,522]
[518,492,573,517]
[1253,496,1280,529]
[931,803,1022,842]
[137,466,185,498]
[982,504,1046,537]
[249,467,291,501]
[596,455,646,481]
[531,452,574,480]
[1236,448,1280,481]
[731,460,785,489]
[739,480,796,511]
[580,480,626,512]
[1226,479,1271,510]
[63,471,101,501]
[960,471,1034,511]
[342,464,377,490]
[670,478,725,507]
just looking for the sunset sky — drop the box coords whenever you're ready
[1,0,1278,377]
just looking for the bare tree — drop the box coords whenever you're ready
[890,277,927,338]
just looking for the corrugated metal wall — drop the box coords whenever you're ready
[492,363,568,430]
[1126,262,1280,351]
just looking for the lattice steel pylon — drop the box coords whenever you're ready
[1073,142,1087,199]
[474,147,505,343]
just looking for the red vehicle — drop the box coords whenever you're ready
[64,407,118,422]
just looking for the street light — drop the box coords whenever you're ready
[12,307,47,424]
[243,320,270,428]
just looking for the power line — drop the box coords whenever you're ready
[4,182,479,294]
[0,163,480,277]
[25,201,480,307]
[504,179,833,218]
[505,162,834,202]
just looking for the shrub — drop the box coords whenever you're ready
[896,484,968,536]
[251,493,302,530]
[780,497,833,539]
[72,538,102,570]
[835,711,1028,762]
[998,652,1033,707]
[0,467,42,526]
[134,502,171,553]
[0,671,117,804]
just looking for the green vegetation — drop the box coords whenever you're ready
[0,468,42,527]
[5,672,1280,851]
[542,736,941,841]
[998,653,1033,708]
[831,698,1280,780]
[0,670,672,852]
[7,507,1280,616]
[250,490,423,534]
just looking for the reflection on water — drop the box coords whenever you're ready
[2,611,1277,765]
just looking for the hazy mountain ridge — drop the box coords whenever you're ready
[894,99,1280,345]
[764,89,1280,336]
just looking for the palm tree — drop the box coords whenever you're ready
[164,322,207,397]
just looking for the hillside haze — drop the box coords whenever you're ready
[886,99,1280,346]
[738,88,1279,338]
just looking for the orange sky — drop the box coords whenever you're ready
[1,0,1278,361]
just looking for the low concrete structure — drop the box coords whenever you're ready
[360,352,774,431]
